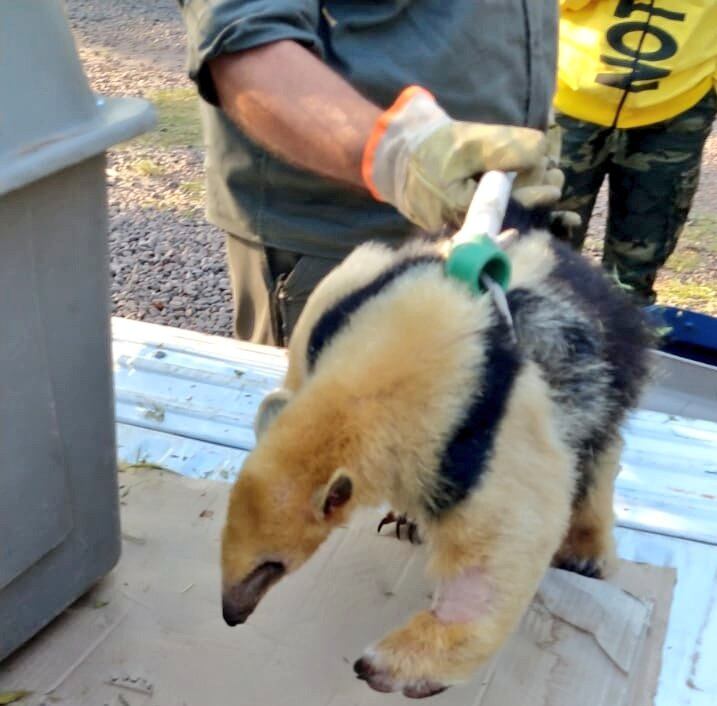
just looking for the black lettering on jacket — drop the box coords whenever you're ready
[595,1,686,93]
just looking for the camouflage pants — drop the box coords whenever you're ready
[556,89,716,305]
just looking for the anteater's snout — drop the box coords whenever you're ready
[222,599,254,627]
[222,561,286,627]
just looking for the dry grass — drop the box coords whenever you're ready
[584,213,717,314]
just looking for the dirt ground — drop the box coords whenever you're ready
[66,0,717,337]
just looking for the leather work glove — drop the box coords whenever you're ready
[512,155,565,209]
[362,86,561,232]
[544,109,583,241]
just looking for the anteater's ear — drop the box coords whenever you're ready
[318,470,353,519]
[254,388,292,439]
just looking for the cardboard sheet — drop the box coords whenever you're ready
[0,470,675,706]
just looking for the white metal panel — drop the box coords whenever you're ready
[617,410,717,544]
[113,318,285,454]
[112,318,717,543]
[116,423,248,481]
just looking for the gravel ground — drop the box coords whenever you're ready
[66,0,717,337]
[67,0,233,336]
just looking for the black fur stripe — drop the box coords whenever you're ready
[507,286,602,501]
[501,198,551,235]
[547,238,653,412]
[306,255,441,371]
[427,315,522,516]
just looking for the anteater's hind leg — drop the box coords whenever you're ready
[552,437,622,579]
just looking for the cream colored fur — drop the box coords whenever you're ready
[284,242,397,391]
[505,229,556,289]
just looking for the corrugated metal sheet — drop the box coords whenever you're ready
[113,318,284,451]
[617,410,717,544]
[112,318,717,544]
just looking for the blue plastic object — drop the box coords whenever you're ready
[644,305,717,367]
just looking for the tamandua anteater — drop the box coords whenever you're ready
[220,206,652,698]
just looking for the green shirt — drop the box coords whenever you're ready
[180,1,558,258]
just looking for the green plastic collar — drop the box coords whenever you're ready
[445,235,511,294]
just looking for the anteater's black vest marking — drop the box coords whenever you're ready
[502,198,551,235]
[427,315,522,515]
[500,200,650,501]
[506,286,604,500]
[306,255,441,371]
[306,252,523,517]
[506,237,651,504]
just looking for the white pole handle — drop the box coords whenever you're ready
[452,171,516,245]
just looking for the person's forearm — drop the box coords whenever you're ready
[209,41,381,187]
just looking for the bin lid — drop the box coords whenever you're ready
[0,0,156,196]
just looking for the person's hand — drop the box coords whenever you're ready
[362,86,554,231]
[511,156,565,209]
[512,107,571,209]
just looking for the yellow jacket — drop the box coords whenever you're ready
[556,0,717,127]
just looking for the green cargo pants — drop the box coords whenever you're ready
[226,223,430,346]
[556,88,716,305]
[226,235,341,347]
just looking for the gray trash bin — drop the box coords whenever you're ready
[0,1,155,660]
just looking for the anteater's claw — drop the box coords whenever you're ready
[377,512,422,544]
[377,512,398,534]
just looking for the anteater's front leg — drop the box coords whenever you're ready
[355,376,575,697]
[354,516,568,697]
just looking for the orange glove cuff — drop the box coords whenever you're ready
[361,85,435,201]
